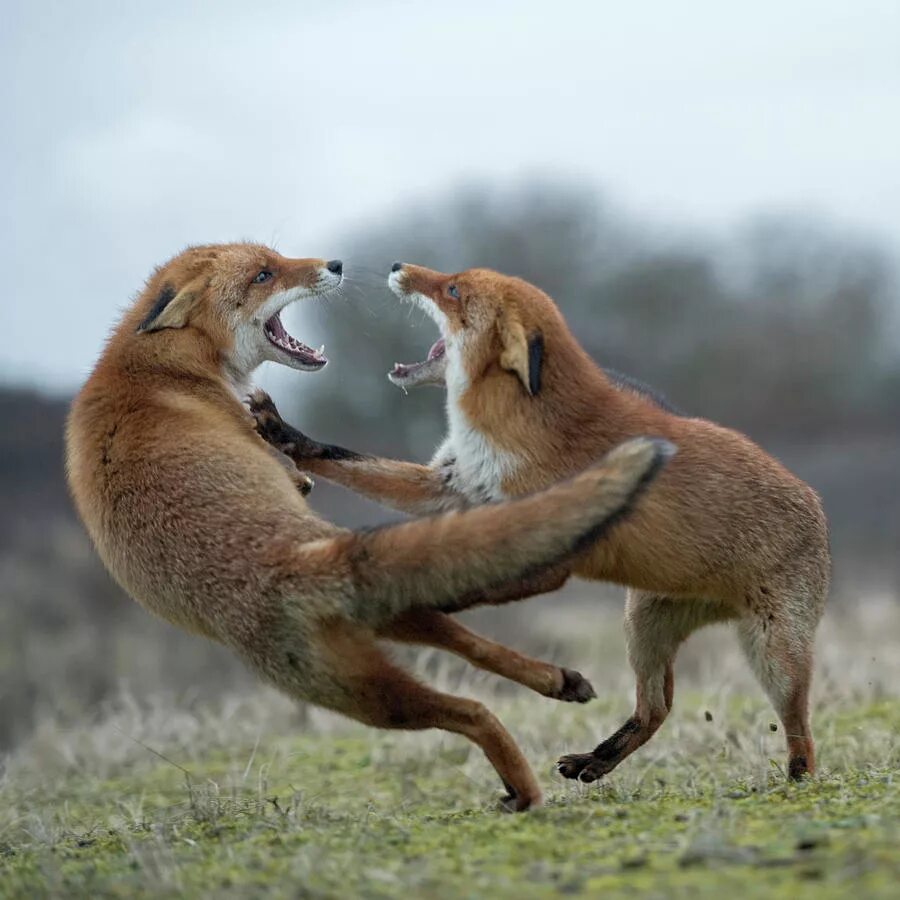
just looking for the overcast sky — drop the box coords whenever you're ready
[3,0,899,391]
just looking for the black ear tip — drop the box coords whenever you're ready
[527,332,543,396]
[137,282,176,333]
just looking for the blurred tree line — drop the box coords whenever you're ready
[291,182,899,461]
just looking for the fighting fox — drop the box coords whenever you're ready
[65,243,673,810]
[251,261,830,784]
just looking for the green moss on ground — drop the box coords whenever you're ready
[1,697,897,899]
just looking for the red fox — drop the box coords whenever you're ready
[251,262,830,784]
[65,243,673,811]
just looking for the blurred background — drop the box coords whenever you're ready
[2,1,898,754]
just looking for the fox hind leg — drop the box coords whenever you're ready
[380,609,595,703]
[737,596,821,779]
[558,593,735,782]
[318,619,543,811]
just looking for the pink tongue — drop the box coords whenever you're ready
[427,338,446,361]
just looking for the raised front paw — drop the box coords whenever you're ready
[247,390,319,458]
[247,389,288,444]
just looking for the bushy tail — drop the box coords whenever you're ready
[306,437,674,627]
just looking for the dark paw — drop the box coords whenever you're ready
[247,388,280,423]
[247,390,318,457]
[247,390,288,443]
[555,668,597,703]
[556,752,594,780]
[556,753,611,783]
[498,790,540,813]
[497,780,541,812]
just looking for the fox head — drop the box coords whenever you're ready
[387,263,569,398]
[133,243,343,378]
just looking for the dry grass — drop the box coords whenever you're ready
[1,596,898,898]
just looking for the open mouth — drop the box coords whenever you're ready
[388,337,446,387]
[264,312,327,370]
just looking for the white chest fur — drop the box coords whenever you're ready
[437,350,521,504]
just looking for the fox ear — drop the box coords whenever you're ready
[137,279,202,333]
[499,312,543,397]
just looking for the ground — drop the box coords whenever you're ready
[2,601,898,898]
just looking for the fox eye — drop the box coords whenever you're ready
[253,270,273,284]
[447,284,460,299]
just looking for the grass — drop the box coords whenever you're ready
[1,599,898,898]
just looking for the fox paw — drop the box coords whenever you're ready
[247,390,289,444]
[498,787,541,813]
[556,753,612,783]
[556,753,594,780]
[247,390,319,458]
[554,669,597,703]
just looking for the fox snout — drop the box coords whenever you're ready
[387,261,411,295]
[388,263,459,327]
[276,258,342,294]
[388,263,447,298]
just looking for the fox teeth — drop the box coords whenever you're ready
[317,345,325,356]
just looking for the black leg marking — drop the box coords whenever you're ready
[557,717,642,782]
[593,717,641,763]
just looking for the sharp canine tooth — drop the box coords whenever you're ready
[318,344,325,355]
